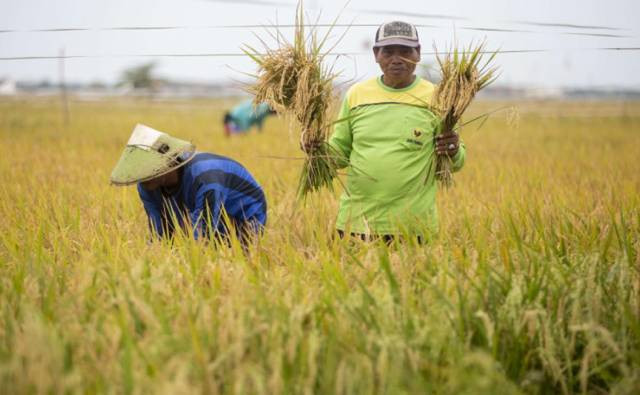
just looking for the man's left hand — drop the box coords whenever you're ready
[435,132,460,157]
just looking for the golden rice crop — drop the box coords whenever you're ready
[0,98,639,394]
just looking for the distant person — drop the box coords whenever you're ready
[223,99,275,136]
[110,124,267,246]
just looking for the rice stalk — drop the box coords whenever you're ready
[2,98,640,394]
[430,41,499,188]
[243,1,345,199]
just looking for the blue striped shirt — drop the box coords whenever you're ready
[137,152,267,239]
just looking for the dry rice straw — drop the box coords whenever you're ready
[429,41,499,187]
[243,1,348,198]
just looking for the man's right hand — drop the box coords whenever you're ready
[435,132,460,157]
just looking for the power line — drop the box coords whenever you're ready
[0,23,382,33]
[199,0,633,32]
[1,2,629,38]
[599,47,640,50]
[345,5,630,32]
[508,20,626,31]
[202,0,293,6]
[2,47,640,61]
[460,27,532,33]
[566,32,630,38]
[0,23,633,39]
[353,8,467,22]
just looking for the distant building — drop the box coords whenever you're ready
[0,78,17,95]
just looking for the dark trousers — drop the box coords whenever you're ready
[337,230,424,245]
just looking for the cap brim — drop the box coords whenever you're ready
[373,38,420,48]
[110,145,196,186]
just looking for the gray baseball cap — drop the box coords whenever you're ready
[373,21,420,48]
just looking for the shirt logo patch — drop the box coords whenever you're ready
[406,139,423,146]
[413,129,423,138]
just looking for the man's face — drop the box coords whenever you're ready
[140,174,166,191]
[374,45,420,82]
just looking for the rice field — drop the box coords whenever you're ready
[0,97,638,394]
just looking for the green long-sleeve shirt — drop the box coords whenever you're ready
[328,76,465,236]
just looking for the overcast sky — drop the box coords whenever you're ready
[1,0,639,89]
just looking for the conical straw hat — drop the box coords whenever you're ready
[110,124,196,186]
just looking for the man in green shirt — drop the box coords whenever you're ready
[328,21,465,241]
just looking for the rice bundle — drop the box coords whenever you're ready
[243,1,342,199]
[430,41,499,187]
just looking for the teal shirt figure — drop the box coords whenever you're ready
[224,100,274,136]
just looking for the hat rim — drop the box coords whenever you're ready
[110,149,197,186]
[373,38,420,48]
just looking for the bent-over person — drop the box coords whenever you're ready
[223,99,275,137]
[110,124,267,246]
